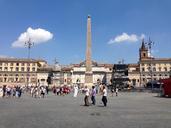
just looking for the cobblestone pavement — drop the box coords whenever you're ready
[0,92,171,128]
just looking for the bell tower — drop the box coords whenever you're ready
[139,39,148,60]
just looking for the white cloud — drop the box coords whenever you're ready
[108,33,145,44]
[12,27,53,48]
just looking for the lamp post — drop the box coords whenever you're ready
[146,38,154,91]
[25,38,34,59]
[25,38,34,88]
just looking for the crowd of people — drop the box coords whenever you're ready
[52,85,71,96]
[82,85,108,107]
[0,85,23,98]
[29,86,48,98]
[72,84,112,107]
[0,83,120,107]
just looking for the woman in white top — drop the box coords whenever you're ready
[84,86,89,106]
[102,86,107,107]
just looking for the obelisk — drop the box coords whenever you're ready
[85,15,93,87]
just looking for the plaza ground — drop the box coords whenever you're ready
[0,92,171,128]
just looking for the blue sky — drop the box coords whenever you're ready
[0,0,171,64]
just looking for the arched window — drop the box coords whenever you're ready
[143,53,146,57]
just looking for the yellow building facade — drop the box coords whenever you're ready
[0,58,46,87]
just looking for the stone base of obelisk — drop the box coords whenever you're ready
[84,82,93,88]
[85,72,93,88]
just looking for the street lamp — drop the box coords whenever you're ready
[25,38,34,59]
[25,38,34,88]
[146,37,154,91]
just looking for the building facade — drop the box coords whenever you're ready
[139,41,171,86]
[128,64,140,87]
[0,58,47,87]
[120,40,171,88]
[71,61,113,87]
[128,40,171,87]
[1,40,170,88]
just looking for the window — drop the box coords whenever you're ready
[16,67,19,71]
[164,67,167,72]
[27,63,30,66]
[0,67,2,71]
[32,67,35,72]
[21,67,25,72]
[16,63,19,66]
[0,63,2,66]
[141,63,144,66]
[5,67,8,71]
[153,67,156,72]
[32,63,36,66]
[10,63,13,66]
[10,67,13,71]
[21,63,25,66]
[142,68,145,72]
[27,67,30,72]
[143,53,146,57]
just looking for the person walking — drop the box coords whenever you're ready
[84,86,90,106]
[73,85,78,97]
[102,86,107,107]
[2,85,6,98]
[115,87,119,97]
[91,86,96,105]
[46,86,49,95]
[111,87,114,97]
